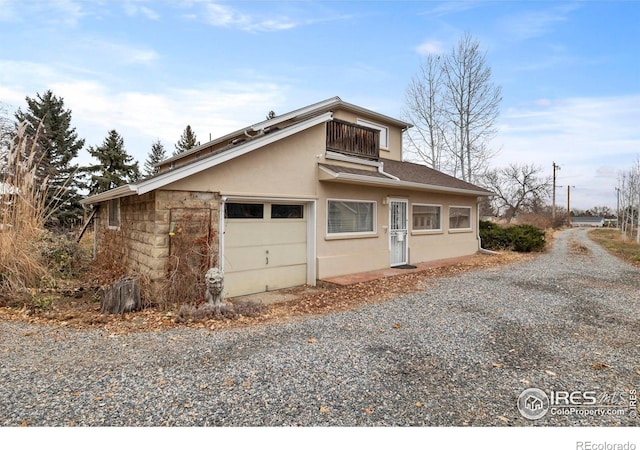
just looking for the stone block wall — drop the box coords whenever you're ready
[94,190,221,299]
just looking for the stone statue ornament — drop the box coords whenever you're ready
[204,267,225,311]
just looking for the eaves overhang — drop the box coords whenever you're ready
[79,184,137,205]
[318,165,494,197]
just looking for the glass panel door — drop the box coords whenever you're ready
[389,199,408,266]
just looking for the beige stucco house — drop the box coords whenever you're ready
[82,97,492,298]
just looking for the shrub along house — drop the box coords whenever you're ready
[81,97,492,298]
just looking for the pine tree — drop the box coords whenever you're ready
[174,125,199,156]
[86,130,140,195]
[14,90,85,227]
[143,139,167,177]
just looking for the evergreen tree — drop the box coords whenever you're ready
[14,90,85,227]
[86,130,140,195]
[143,139,167,177]
[174,125,199,156]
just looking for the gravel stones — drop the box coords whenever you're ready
[1,228,638,426]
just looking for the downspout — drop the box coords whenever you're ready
[477,196,500,255]
[378,161,399,180]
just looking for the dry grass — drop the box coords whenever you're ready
[0,122,91,308]
[569,239,591,255]
[589,228,640,266]
[0,122,51,300]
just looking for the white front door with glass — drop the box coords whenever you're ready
[389,199,408,266]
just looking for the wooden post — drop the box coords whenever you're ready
[100,277,141,314]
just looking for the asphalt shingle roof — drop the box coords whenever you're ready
[319,159,492,195]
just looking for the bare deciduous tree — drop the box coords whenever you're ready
[481,163,551,223]
[403,54,446,171]
[617,158,640,242]
[404,33,502,183]
[585,205,614,217]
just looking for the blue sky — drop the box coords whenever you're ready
[0,0,638,210]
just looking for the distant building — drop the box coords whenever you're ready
[571,216,604,227]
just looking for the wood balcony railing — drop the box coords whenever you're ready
[326,120,379,160]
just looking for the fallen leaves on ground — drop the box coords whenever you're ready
[0,251,532,334]
[592,363,610,370]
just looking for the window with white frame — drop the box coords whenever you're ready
[449,206,472,230]
[413,204,441,231]
[108,198,120,228]
[356,118,389,150]
[328,200,376,234]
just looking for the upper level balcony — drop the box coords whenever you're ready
[326,119,379,160]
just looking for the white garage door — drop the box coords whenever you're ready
[223,202,308,297]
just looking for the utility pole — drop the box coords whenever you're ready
[552,162,560,224]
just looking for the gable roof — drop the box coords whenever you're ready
[319,158,493,196]
[158,96,412,169]
[81,97,489,205]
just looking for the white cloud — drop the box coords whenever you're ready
[0,54,289,166]
[419,1,483,18]
[0,0,88,26]
[499,4,579,41]
[123,2,160,21]
[44,78,286,164]
[595,166,618,179]
[60,38,159,67]
[202,2,296,32]
[495,95,640,209]
[52,0,86,26]
[416,40,445,56]
[0,0,17,22]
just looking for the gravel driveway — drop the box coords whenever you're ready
[1,228,639,426]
